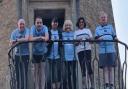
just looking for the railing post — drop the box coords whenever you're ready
[27,42,34,89]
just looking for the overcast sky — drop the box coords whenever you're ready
[112,0,128,88]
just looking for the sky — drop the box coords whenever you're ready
[111,0,128,88]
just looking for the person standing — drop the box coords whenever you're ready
[74,17,94,89]
[62,20,77,89]
[47,18,62,89]
[10,19,30,89]
[95,11,117,89]
[30,17,49,89]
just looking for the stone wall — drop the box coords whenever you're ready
[80,0,114,33]
[0,0,114,89]
[0,0,17,89]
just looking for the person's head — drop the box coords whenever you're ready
[17,19,25,31]
[51,18,58,30]
[99,11,108,25]
[35,17,43,30]
[63,20,73,32]
[76,17,86,29]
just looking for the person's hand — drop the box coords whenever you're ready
[75,38,82,45]
[98,37,103,40]
[40,36,46,41]
[114,37,118,41]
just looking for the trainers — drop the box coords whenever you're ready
[110,84,114,89]
[104,83,110,89]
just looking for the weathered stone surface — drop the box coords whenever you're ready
[80,0,114,33]
[0,0,17,89]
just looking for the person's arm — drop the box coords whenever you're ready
[29,26,42,41]
[29,36,42,41]
[111,25,118,40]
[88,29,93,43]
[95,27,103,40]
[9,31,17,46]
[16,28,30,42]
[9,40,16,46]
[43,32,49,41]
[29,26,49,41]
[42,26,49,41]
[74,31,79,46]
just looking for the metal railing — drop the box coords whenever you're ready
[8,40,128,89]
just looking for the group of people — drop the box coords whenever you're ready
[10,11,117,89]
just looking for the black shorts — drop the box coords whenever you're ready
[78,50,93,76]
[32,55,46,63]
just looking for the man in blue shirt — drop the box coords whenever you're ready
[10,18,30,89]
[30,17,49,89]
[95,11,117,89]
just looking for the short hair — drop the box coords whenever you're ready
[76,17,86,28]
[99,11,108,19]
[18,18,25,24]
[34,16,42,24]
[63,20,73,31]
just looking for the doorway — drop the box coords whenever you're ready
[34,9,65,29]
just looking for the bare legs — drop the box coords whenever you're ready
[104,67,114,89]
[34,62,45,89]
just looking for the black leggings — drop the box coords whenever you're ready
[78,50,93,77]
[63,61,77,89]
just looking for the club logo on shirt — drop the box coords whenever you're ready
[104,30,107,32]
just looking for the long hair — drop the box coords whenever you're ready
[76,17,86,28]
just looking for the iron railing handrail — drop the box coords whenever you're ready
[8,39,128,89]
[8,39,128,59]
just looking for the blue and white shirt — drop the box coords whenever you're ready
[62,31,75,61]
[48,30,60,59]
[30,25,48,55]
[95,24,116,54]
[74,28,92,53]
[10,28,30,55]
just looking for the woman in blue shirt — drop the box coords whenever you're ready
[46,18,62,89]
[62,20,76,89]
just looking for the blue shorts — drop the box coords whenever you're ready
[99,53,116,68]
